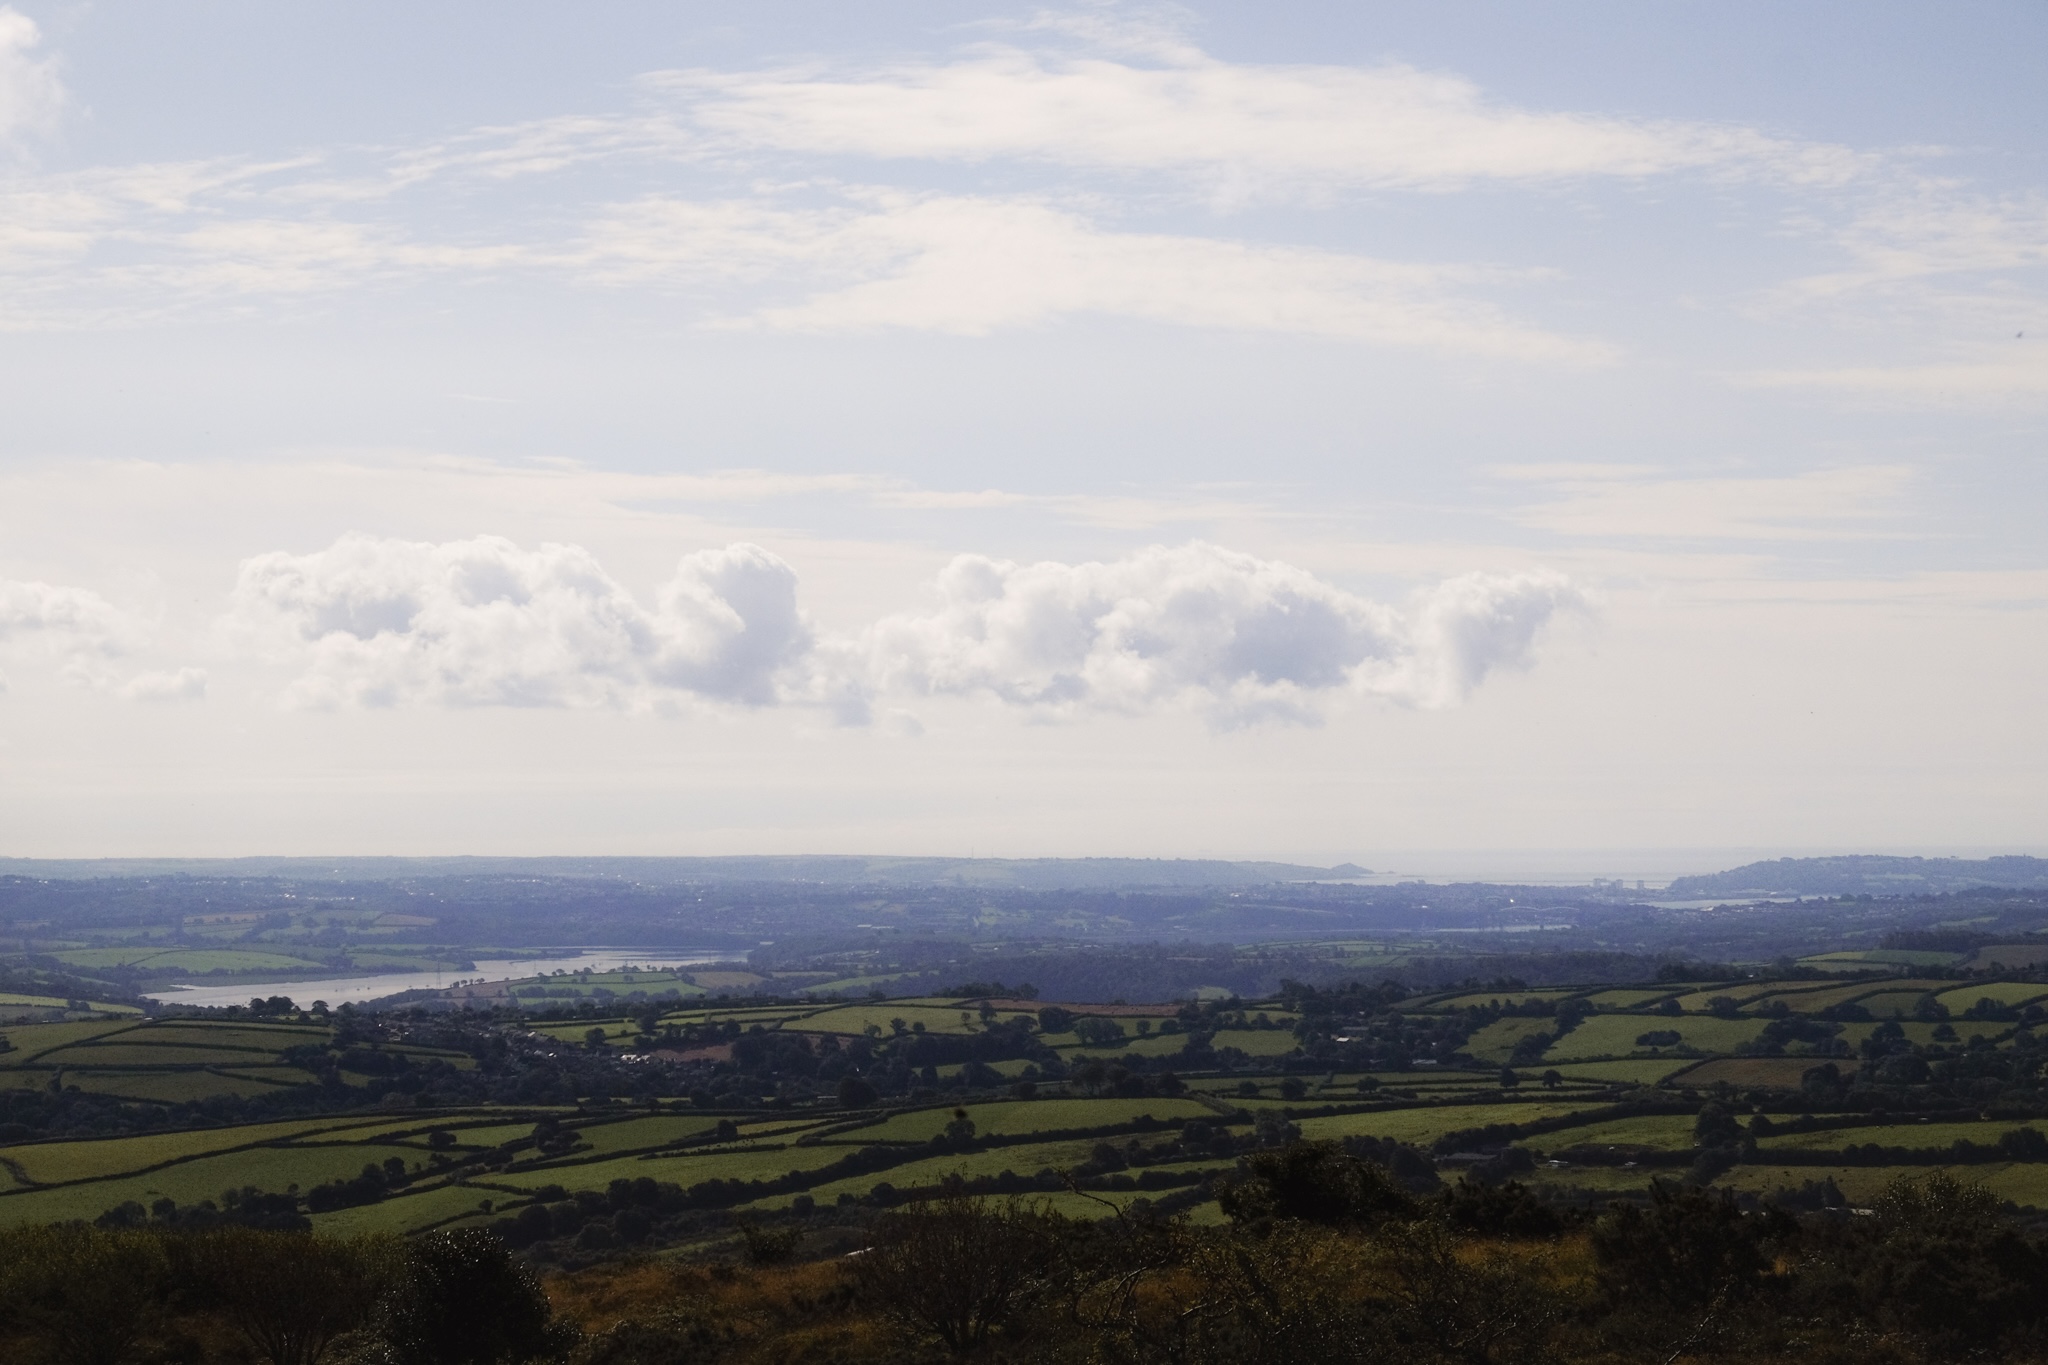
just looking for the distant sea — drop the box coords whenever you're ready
[141,949,729,1009]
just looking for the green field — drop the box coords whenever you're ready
[1463,1017,1559,1063]
[1758,1120,2048,1153]
[4,1116,391,1185]
[1849,990,1939,1018]
[0,1020,137,1062]
[10,957,2048,1246]
[1543,1013,1768,1060]
[1424,988,1586,1011]
[1544,1059,1693,1084]
[0,1142,432,1226]
[311,1180,505,1236]
[839,1097,1211,1143]
[1582,990,1679,1009]
[50,948,330,973]
[1534,1113,1699,1151]
[494,1141,853,1193]
[1802,950,1960,969]
[1293,1099,1602,1147]
[1670,983,1781,1011]
[1934,981,2048,1010]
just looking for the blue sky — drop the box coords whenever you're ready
[0,2,2041,868]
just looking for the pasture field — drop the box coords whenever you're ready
[15,961,2048,1248]
[0,992,141,1014]
[780,1140,1180,1206]
[1848,990,1940,1018]
[1670,983,1791,1011]
[1542,1013,1768,1060]
[1524,1164,1665,1197]
[1047,1031,1183,1058]
[836,1097,1212,1143]
[0,1020,138,1062]
[38,1043,290,1067]
[1760,979,1950,1012]
[1293,1099,1603,1147]
[51,948,330,973]
[1967,944,2048,970]
[564,1114,726,1155]
[1757,1119,2048,1153]
[3,1115,393,1185]
[1463,1017,1558,1063]
[0,1142,433,1226]
[1581,990,1680,1009]
[1672,1057,1851,1088]
[67,1070,307,1102]
[1801,949,1962,970]
[797,1004,1014,1037]
[310,1180,505,1236]
[494,1142,854,1193]
[121,1023,328,1049]
[1545,1059,1692,1084]
[1934,980,2048,1010]
[1533,1113,1699,1151]
[0,1015,477,1110]
[1202,1028,1298,1057]
[1422,988,1587,1011]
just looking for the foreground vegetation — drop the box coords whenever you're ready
[5,1149,2046,1364]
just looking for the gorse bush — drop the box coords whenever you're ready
[8,1151,2048,1364]
[0,1224,577,1365]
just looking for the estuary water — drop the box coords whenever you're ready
[141,949,730,1009]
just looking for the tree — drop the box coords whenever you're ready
[853,1195,1056,1355]
[1073,1016,1126,1048]
[0,1224,169,1365]
[1218,1140,1417,1228]
[375,1229,577,1365]
[1693,1102,1743,1147]
[188,1229,392,1365]
[836,1075,879,1109]
[1591,1182,1785,1316]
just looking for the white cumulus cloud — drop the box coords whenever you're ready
[121,667,208,702]
[860,543,1582,724]
[229,534,813,710]
[0,576,202,698]
[0,577,134,687]
[225,535,1581,725]
[0,7,63,144]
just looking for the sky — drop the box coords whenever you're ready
[0,1,2042,869]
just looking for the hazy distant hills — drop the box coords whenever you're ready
[1667,855,2048,898]
[0,855,1369,891]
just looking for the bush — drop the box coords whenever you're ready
[375,1229,577,1365]
[186,1228,393,1365]
[853,1195,1058,1354]
[1439,1179,1563,1238]
[1218,1140,1418,1228]
[0,1224,169,1365]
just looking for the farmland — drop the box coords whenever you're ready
[0,946,2042,1270]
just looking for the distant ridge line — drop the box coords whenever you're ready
[0,854,1374,892]
[1666,854,2048,899]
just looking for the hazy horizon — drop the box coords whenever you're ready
[0,2,2040,857]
